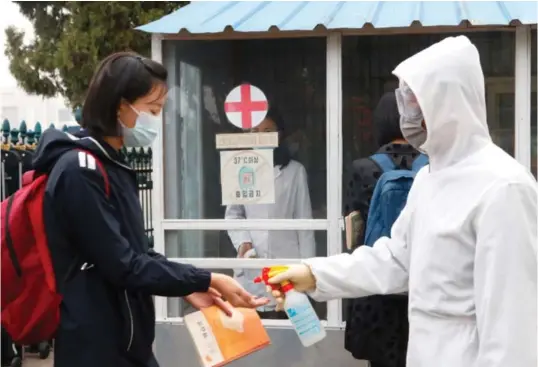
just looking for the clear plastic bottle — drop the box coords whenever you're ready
[254,266,326,347]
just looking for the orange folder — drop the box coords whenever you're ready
[184,306,271,367]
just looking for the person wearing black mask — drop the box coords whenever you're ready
[343,91,422,367]
[225,106,315,319]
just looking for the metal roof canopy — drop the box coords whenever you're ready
[137,1,537,40]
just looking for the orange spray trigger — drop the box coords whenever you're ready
[254,266,291,291]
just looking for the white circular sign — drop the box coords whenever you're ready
[224,84,268,129]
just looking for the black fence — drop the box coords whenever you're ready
[1,119,154,246]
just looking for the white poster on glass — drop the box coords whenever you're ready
[220,149,275,205]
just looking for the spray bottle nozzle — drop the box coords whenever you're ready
[254,266,292,291]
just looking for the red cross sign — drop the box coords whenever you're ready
[224,84,268,129]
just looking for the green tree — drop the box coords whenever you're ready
[4,1,184,108]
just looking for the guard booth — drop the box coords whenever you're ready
[137,2,537,366]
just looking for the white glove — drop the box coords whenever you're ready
[265,264,316,311]
[243,248,258,258]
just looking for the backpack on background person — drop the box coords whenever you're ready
[345,152,428,367]
[364,153,428,246]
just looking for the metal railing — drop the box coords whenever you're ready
[1,118,154,247]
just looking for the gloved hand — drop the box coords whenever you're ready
[243,248,258,258]
[237,242,253,257]
[266,264,316,311]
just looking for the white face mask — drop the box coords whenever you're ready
[120,105,159,147]
[399,116,427,152]
[395,82,427,151]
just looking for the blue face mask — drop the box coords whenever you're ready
[120,105,159,147]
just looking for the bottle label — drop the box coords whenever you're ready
[286,304,322,338]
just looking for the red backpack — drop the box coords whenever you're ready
[1,150,109,345]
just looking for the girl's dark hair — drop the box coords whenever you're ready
[266,105,291,169]
[373,91,404,147]
[266,105,286,136]
[81,51,167,137]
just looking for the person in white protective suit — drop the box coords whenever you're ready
[268,35,538,367]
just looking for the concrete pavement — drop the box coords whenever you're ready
[18,353,53,367]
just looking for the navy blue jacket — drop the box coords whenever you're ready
[33,129,211,367]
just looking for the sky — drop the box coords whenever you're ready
[0,0,33,88]
[0,0,74,129]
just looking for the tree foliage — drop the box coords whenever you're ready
[4,1,184,108]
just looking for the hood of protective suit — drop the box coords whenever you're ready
[392,36,491,171]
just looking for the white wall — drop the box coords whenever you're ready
[0,86,77,130]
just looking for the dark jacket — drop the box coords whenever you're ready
[33,129,211,367]
[344,92,421,366]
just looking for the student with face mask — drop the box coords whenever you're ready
[33,52,268,367]
[266,36,537,367]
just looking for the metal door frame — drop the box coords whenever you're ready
[150,33,344,327]
[150,25,534,327]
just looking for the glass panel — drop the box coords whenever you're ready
[162,38,327,220]
[164,230,327,258]
[166,268,327,321]
[482,32,516,156]
[342,298,350,323]
[490,91,515,155]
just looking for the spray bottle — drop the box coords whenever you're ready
[254,266,326,347]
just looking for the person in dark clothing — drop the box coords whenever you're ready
[35,52,268,367]
[344,92,421,367]
[344,92,421,248]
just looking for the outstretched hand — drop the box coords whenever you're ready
[184,287,234,316]
[210,273,269,309]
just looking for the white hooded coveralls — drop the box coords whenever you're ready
[305,36,537,367]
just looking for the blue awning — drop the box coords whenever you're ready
[137,1,537,34]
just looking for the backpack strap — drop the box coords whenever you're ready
[369,153,396,174]
[411,154,429,172]
[4,195,21,277]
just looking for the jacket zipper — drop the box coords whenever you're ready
[5,195,22,277]
[124,290,134,351]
